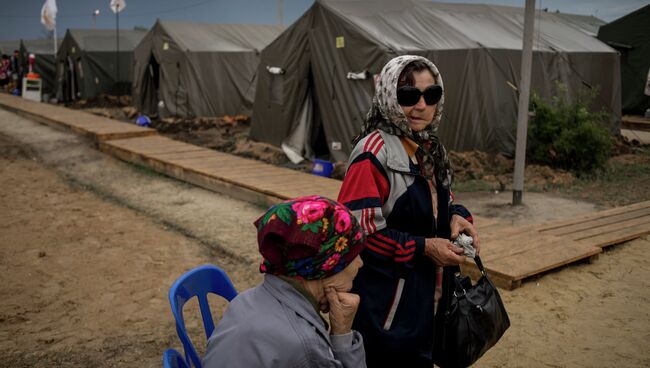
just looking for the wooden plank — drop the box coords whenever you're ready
[536,201,650,231]
[478,234,560,263]
[576,222,650,248]
[261,180,341,193]
[158,151,227,161]
[484,239,601,281]
[140,147,213,157]
[99,141,285,207]
[563,215,650,241]
[478,224,539,243]
[115,141,206,154]
[184,156,272,170]
[177,159,267,172]
[622,115,650,132]
[473,217,500,230]
[0,94,156,142]
[541,207,650,236]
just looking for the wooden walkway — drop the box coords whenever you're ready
[0,94,156,142]
[622,115,650,132]
[464,200,650,289]
[99,135,341,207]
[2,95,649,290]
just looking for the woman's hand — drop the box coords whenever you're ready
[326,287,360,335]
[450,214,481,254]
[424,238,465,266]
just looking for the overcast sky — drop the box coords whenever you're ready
[0,0,646,42]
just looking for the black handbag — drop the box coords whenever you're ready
[436,255,510,368]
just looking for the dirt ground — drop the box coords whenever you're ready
[1,107,650,367]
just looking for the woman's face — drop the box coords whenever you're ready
[321,255,363,293]
[400,69,438,132]
[315,255,363,312]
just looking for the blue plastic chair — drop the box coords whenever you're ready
[169,264,238,368]
[163,348,190,368]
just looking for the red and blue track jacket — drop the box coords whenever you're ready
[338,130,472,367]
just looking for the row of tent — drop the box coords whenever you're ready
[2,0,648,158]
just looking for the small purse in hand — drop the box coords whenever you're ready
[437,255,510,368]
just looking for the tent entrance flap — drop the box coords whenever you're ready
[282,91,315,164]
[137,53,160,116]
[281,71,329,164]
[64,56,79,101]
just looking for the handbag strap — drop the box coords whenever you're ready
[452,255,488,297]
[474,255,486,275]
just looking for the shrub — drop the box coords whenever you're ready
[527,83,613,174]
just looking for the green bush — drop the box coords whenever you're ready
[527,83,613,174]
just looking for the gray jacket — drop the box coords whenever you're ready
[203,274,366,368]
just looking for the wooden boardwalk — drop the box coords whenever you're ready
[464,200,650,289]
[622,115,650,132]
[0,94,156,142]
[99,135,341,207]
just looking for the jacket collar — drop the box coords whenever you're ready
[262,274,332,345]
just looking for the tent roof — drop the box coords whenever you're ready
[65,29,147,52]
[155,21,285,52]
[551,12,606,36]
[318,0,615,53]
[599,3,650,31]
[597,4,650,47]
[20,38,63,55]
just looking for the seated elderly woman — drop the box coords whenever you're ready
[202,196,367,368]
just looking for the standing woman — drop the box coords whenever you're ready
[338,55,480,367]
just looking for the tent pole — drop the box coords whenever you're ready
[512,0,535,206]
[53,27,57,55]
[116,6,120,95]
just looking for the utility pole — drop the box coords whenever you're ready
[512,0,536,206]
[92,9,99,29]
[277,0,283,25]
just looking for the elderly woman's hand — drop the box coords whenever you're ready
[450,214,481,255]
[424,238,465,266]
[326,287,360,335]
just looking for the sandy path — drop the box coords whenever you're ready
[0,134,262,367]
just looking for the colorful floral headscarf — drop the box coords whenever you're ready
[255,196,366,280]
[355,55,453,188]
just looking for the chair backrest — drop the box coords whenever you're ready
[169,264,238,368]
[163,348,190,368]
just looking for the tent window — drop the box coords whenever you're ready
[270,74,283,104]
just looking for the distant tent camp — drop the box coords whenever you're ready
[250,0,621,161]
[56,29,146,101]
[132,20,284,118]
[598,4,650,115]
[20,38,62,96]
[0,40,21,56]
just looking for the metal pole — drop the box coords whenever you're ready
[277,0,283,25]
[116,6,120,94]
[53,27,57,54]
[512,0,536,206]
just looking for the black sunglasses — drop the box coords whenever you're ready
[396,85,443,106]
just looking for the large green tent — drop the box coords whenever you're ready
[132,20,284,118]
[598,4,650,115]
[56,29,146,101]
[250,0,620,161]
[20,38,62,97]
